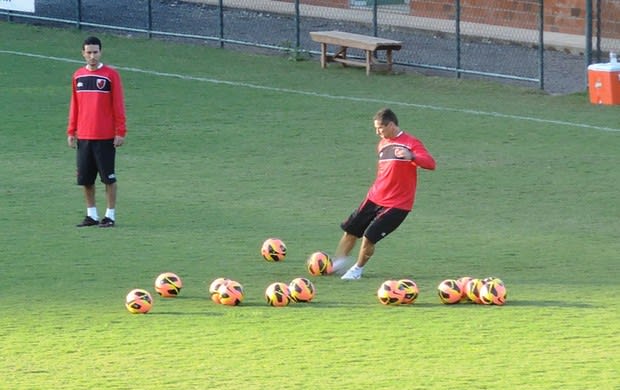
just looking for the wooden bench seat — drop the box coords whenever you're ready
[309,30,402,75]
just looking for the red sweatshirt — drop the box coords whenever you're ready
[366,131,436,211]
[67,64,127,139]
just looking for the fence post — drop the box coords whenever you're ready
[455,0,461,79]
[585,0,592,90]
[295,0,300,49]
[373,0,378,37]
[76,0,82,29]
[595,0,601,63]
[538,0,544,90]
[147,0,152,39]
[219,0,224,48]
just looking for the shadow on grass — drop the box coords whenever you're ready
[285,300,598,309]
[500,300,596,308]
[149,295,597,310]
[148,311,225,316]
[412,300,597,309]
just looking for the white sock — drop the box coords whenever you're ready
[87,207,99,221]
[105,208,115,221]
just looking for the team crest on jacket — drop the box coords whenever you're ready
[96,79,107,89]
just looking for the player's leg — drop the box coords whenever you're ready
[339,200,380,279]
[334,232,357,259]
[104,182,117,211]
[342,207,409,280]
[76,140,100,226]
[342,236,375,280]
[94,139,117,227]
[356,236,376,268]
[332,232,358,274]
[84,185,96,208]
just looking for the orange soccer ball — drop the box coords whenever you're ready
[154,272,183,297]
[479,278,507,305]
[289,277,316,302]
[265,282,291,307]
[217,280,244,306]
[437,279,462,304]
[125,288,153,314]
[209,277,230,304]
[261,238,287,262]
[377,280,406,305]
[456,276,474,302]
[398,279,419,304]
[306,251,333,276]
[464,278,484,304]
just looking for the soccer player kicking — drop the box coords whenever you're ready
[336,108,436,280]
[67,36,127,228]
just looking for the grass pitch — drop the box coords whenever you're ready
[1,22,619,389]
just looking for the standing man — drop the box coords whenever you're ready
[67,36,127,228]
[336,108,436,280]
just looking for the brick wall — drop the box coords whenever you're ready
[411,0,620,38]
[280,0,349,8]
[290,0,620,39]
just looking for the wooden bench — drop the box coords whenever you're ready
[309,31,402,76]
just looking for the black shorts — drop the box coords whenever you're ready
[76,139,117,186]
[340,199,409,244]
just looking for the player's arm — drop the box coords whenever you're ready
[410,141,436,170]
[111,70,127,139]
[67,77,78,148]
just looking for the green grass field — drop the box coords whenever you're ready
[1,22,619,389]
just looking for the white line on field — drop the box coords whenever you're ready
[2,49,619,133]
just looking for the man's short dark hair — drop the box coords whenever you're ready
[374,108,399,126]
[83,36,102,50]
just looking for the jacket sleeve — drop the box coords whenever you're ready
[67,77,78,136]
[411,139,436,170]
[111,69,127,137]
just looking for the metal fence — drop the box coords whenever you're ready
[2,0,617,94]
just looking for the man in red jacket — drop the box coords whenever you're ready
[67,36,127,228]
[336,108,436,280]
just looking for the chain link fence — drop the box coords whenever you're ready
[2,0,619,94]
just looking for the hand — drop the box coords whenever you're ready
[113,136,125,147]
[394,146,415,161]
[67,135,76,148]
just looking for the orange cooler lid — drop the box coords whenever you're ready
[588,62,620,72]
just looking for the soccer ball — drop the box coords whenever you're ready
[209,277,230,304]
[261,238,287,262]
[482,276,504,286]
[306,251,333,276]
[125,288,153,314]
[265,282,291,307]
[377,280,406,305]
[479,279,507,305]
[398,279,419,304]
[217,280,244,306]
[154,272,183,297]
[289,277,315,302]
[464,278,484,304]
[478,277,504,305]
[456,276,474,302]
[437,279,462,304]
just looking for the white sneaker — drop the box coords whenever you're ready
[332,257,354,275]
[341,266,363,280]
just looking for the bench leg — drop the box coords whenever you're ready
[320,43,327,69]
[335,46,347,68]
[386,49,393,72]
[365,50,372,76]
